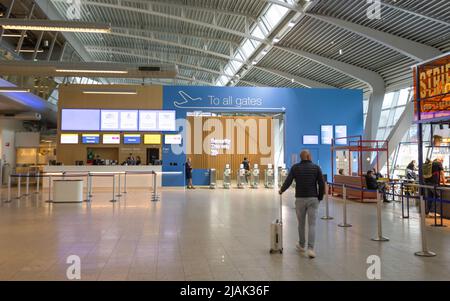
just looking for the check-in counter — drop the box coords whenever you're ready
[42,165,163,189]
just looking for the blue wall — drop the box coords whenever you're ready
[162,86,363,186]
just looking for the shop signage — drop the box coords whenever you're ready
[414,53,450,121]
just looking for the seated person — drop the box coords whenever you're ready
[136,156,142,166]
[365,170,389,202]
[338,168,344,175]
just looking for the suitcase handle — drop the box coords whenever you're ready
[279,194,283,224]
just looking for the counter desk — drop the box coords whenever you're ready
[42,165,163,189]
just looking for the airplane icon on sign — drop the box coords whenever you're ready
[174,91,202,107]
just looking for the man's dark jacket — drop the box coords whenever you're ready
[280,160,325,201]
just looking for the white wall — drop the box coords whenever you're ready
[0,119,25,166]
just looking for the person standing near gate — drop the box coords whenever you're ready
[279,150,324,258]
[185,157,195,189]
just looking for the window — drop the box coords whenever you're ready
[382,92,395,109]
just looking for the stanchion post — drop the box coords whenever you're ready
[338,184,352,227]
[123,172,127,194]
[16,174,22,199]
[371,190,389,241]
[35,172,40,194]
[321,182,333,220]
[5,175,12,203]
[116,173,122,197]
[415,195,436,257]
[46,175,53,203]
[85,174,90,202]
[151,172,159,202]
[110,174,117,203]
[25,172,30,196]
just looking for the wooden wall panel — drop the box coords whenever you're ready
[56,84,163,165]
[186,116,273,179]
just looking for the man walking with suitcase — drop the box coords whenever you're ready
[279,150,325,258]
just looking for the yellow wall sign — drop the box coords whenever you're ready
[144,134,161,145]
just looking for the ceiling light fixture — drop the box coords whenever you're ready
[3,33,27,37]
[18,49,44,53]
[55,69,128,74]
[0,87,30,93]
[82,89,137,95]
[0,19,111,33]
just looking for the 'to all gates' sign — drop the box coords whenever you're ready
[414,53,450,121]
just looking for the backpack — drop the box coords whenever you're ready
[422,161,433,179]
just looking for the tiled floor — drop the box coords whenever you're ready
[0,185,449,281]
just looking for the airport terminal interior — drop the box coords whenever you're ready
[0,0,449,282]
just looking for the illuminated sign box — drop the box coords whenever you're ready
[124,134,141,144]
[335,125,347,145]
[103,134,120,144]
[60,134,79,144]
[165,134,182,145]
[144,134,161,145]
[61,109,100,131]
[321,125,333,145]
[82,134,100,144]
[303,135,319,145]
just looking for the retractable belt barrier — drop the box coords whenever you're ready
[326,181,444,257]
[327,182,389,241]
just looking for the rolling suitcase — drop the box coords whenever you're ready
[270,194,283,254]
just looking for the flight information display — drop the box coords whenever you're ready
[60,109,176,132]
[61,109,100,131]
[139,111,158,131]
[120,110,138,131]
[157,111,176,131]
[100,110,120,131]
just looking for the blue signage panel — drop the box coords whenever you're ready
[162,86,364,186]
[123,134,141,144]
[82,134,100,144]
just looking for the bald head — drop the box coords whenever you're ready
[300,150,311,161]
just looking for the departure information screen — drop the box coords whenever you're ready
[61,109,175,132]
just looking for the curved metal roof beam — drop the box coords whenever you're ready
[110,26,239,48]
[306,13,442,61]
[118,0,257,21]
[50,0,266,43]
[85,45,228,65]
[85,47,231,78]
[380,1,450,27]
[254,66,334,88]
[109,30,245,63]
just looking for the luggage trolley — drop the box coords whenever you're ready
[265,164,275,188]
[223,164,232,189]
[250,164,260,189]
